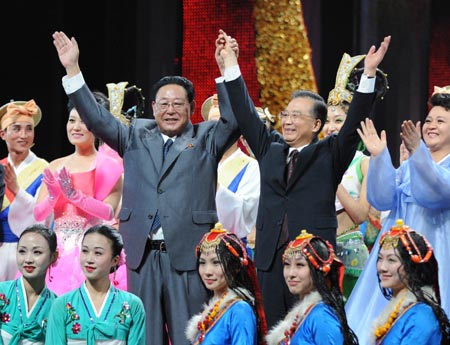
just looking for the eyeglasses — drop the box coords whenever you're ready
[279,111,315,121]
[156,100,187,111]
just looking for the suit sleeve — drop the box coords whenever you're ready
[224,77,275,159]
[68,84,130,157]
[333,91,376,180]
[208,81,241,157]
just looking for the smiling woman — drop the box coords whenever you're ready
[346,87,450,344]
[32,92,125,295]
[0,224,58,344]
[185,223,266,345]
[266,229,358,345]
[45,225,146,344]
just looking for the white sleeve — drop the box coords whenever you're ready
[216,160,260,238]
[8,189,40,237]
[62,72,86,94]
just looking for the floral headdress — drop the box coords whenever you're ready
[196,223,248,266]
[379,219,433,264]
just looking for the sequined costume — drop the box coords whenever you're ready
[46,151,124,295]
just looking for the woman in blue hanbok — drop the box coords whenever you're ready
[0,224,58,344]
[347,89,450,344]
[266,230,358,345]
[185,223,267,345]
[369,220,449,344]
[45,225,145,344]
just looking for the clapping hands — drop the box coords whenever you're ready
[357,118,387,157]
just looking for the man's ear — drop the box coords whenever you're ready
[0,129,6,140]
[190,100,196,116]
[312,119,322,134]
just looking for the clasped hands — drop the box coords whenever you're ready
[43,167,78,201]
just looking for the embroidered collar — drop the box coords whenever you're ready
[266,290,322,345]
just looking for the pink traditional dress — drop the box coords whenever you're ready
[47,150,126,295]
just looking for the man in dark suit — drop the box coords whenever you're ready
[52,31,240,344]
[218,30,391,327]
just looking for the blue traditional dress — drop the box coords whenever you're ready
[346,142,450,344]
[370,288,442,345]
[185,288,257,345]
[266,291,343,345]
[0,277,57,345]
[0,152,47,281]
[45,283,145,344]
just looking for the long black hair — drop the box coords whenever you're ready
[305,237,359,345]
[196,231,267,344]
[387,231,450,343]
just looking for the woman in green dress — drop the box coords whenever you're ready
[45,225,145,344]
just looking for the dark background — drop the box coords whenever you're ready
[1,0,449,165]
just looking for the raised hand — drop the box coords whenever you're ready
[364,36,391,77]
[357,118,387,157]
[42,168,61,200]
[400,120,421,155]
[52,31,81,77]
[3,162,19,195]
[399,141,409,164]
[57,167,77,200]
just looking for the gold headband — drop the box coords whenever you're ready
[196,223,248,266]
[327,53,366,106]
[379,219,433,264]
[283,230,335,274]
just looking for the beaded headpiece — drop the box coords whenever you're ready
[196,223,249,266]
[379,219,433,264]
[283,230,335,274]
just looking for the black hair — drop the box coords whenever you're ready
[291,90,328,139]
[83,224,123,273]
[150,76,195,103]
[306,238,359,345]
[123,85,146,119]
[382,232,450,343]
[196,233,266,344]
[19,224,57,254]
[67,91,109,113]
[430,93,450,111]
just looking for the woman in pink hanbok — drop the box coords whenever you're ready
[33,92,125,295]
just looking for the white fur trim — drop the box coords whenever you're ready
[266,291,322,345]
[369,286,435,344]
[185,288,252,342]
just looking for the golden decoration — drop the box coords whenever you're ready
[254,0,318,132]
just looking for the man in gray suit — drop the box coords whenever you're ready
[52,31,241,344]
